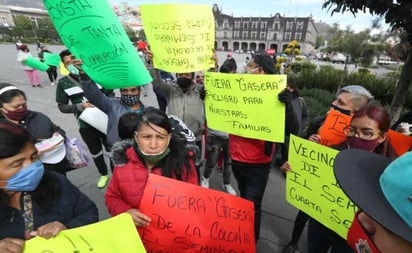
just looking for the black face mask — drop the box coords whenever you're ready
[330,104,351,116]
[177,77,192,90]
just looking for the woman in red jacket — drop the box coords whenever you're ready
[105,107,198,227]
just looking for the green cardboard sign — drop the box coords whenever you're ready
[43,0,152,88]
[24,56,49,71]
[43,52,61,67]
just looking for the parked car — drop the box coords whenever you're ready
[331,52,346,64]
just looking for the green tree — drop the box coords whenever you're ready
[13,15,33,30]
[316,35,325,49]
[323,0,412,123]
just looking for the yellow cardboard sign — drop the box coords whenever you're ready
[286,135,357,238]
[204,71,286,142]
[24,213,146,253]
[141,4,215,73]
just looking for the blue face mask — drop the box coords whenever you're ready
[67,64,80,75]
[1,160,44,191]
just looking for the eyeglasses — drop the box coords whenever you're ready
[196,76,204,79]
[120,87,140,95]
[343,126,381,140]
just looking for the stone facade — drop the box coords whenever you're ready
[213,4,317,55]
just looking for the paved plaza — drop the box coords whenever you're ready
[0,44,308,252]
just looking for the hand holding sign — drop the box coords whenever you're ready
[141,4,215,73]
[43,0,152,89]
[139,174,255,253]
[24,213,145,253]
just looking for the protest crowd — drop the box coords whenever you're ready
[1,2,412,253]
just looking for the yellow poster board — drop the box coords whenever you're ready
[24,213,146,253]
[204,71,286,142]
[286,135,357,238]
[141,4,215,73]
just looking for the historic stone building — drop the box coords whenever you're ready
[212,4,318,55]
[0,5,48,28]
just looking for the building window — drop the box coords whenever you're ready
[274,22,279,30]
[273,33,278,40]
[234,31,240,38]
[284,32,291,41]
[295,33,302,41]
[261,21,267,29]
[223,19,229,29]
[215,20,219,29]
[260,32,266,39]
[297,22,303,31]
[252,21,257,29]
[1,17,8,25]
[251,32,257,39]
[224,31,228,38]
[234,21,240,29]
[243,21,248,29]
[242,31,248,39]
[286,21,293,30]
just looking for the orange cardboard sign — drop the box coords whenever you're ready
[138,174,255,253]
[387,129,412,156]
[319,110,352,146]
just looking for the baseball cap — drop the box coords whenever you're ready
[253,54,276,74]
[334,149,412,243]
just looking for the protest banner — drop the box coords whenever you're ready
[43,52,61,67]
[204,71,286,142]
[387,129,412,156]
[318,109,352,146]
[286,135,357,238]
[43,0,152,89]
[139,174,255,253]
[24,213,145,253]
[24,55,50,71]
[140,4,215,73]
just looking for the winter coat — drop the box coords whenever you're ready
[105,145,198,216]
[0,171,98,240]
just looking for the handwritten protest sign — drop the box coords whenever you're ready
[141,4,215,73]
[24,55,49,71]
[139,174,255,253]
[387,129,412,156]
[286,135,357,238]
[24,213,145,253]
[318,109,352,146]
[43,0,152,89]
[204,71,286,142]
[43,52,61,67]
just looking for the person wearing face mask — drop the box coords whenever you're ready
[0,121,98,251]
[0,83,69,176]
[334,149,412,253]
[71,59,145,150]
[281,85,374,253]
[304,105,398,253]
[104,107,198,227]
[56,49,111,188]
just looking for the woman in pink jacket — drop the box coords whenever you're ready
[105,107,198,227]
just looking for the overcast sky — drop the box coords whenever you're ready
[109,0,389,33]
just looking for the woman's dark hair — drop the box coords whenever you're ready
[134,107,193,180]
[352,105,390,134]
[118,112,139,140]
[0,122,58,213]
[220,58,237,73]
[286,76,300,97]
[0,84,26,106]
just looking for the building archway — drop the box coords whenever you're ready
[250,42,257,51]
[233,42,240,50]
[222,41,229,51]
